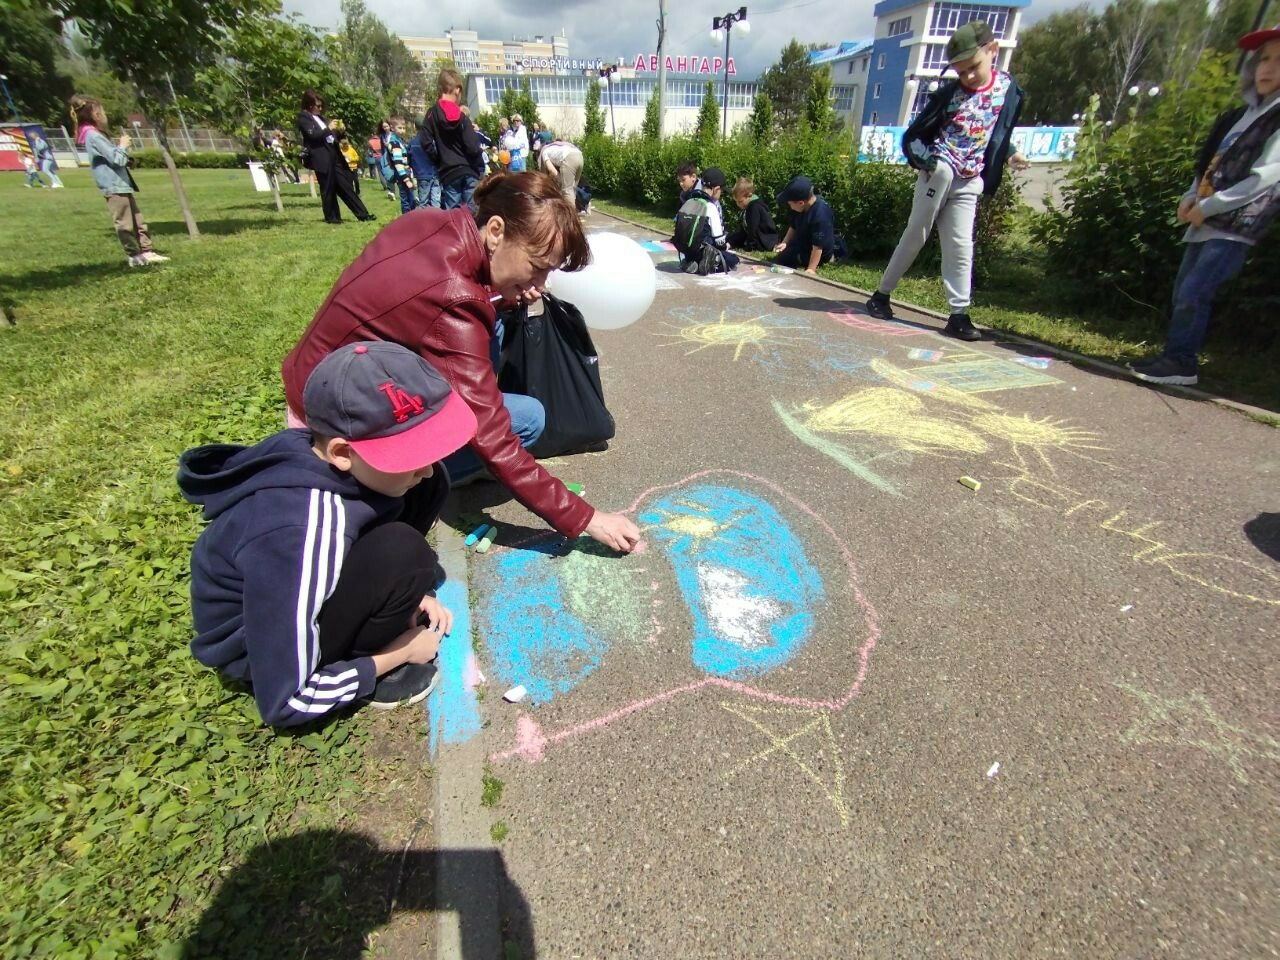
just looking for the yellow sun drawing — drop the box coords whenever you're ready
[971,411,1110,473]
[640,499,749,543]
[657,310,809,362]
[801,387,989,456]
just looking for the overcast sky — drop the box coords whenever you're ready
[282,0,1092,78]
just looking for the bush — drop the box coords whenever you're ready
[129,150,252,169]
[1034,52,1279,349]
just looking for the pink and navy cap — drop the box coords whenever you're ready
[303,342,477,473]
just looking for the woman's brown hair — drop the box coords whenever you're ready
[69,94,107,130]
[300,89,324,112]
[473,171,590,271]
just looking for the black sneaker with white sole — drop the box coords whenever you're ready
[366,660,439,710]
[1129,356,1198,386]
[942,312,982,341]
[865,291,894,320]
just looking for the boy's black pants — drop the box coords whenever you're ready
[316,469,449,664]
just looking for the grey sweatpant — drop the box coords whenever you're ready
[878,163,983,311]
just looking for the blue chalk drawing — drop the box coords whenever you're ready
[640,484,824,677]
[429,577,484,752]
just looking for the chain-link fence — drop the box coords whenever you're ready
[43,125,245,165]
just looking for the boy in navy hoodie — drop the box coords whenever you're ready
[178,342,478,727]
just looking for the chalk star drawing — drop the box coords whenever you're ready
[658,309,811,362]
[719,701,851,827]
[696,271,804,299]
[1115,682,1280,784]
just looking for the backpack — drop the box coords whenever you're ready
[672,194,730,274]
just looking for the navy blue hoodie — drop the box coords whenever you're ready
[178,429,403,726]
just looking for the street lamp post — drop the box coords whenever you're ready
[0,74,19,122]
[710,6,749,138]
[598,64,620,138]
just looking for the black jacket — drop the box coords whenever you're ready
[419,101,482,186]
[727,196,780,251]
[296,112,339,174]
[901,74,1024,196]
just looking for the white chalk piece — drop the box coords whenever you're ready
[503,685,528,703]
[1120,604,1134,613]
[986,762,1000,778]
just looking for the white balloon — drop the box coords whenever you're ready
[547,232,656,330]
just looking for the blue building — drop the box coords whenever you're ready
[811,0,1032,136]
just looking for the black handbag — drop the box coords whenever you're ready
[497,293,616,458]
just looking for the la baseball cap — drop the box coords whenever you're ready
[947,20,996,63]
[1238,24,1280,49]
[777,175,814,203]
[700,166,727,189]
[303,342,477,473]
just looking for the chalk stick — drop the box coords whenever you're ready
[475,529,497,554]
[986,762,1000,778]
[958,476,981,491]
[564,482,584,495]
[503,684,527,703]
[464,523,491,547]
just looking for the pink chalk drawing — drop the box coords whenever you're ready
[825,309,927,337]
[487,469,882,764]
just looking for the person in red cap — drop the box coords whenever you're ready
[1130,24,1280,386]
[419,68,485,210]
[179,342,478,725]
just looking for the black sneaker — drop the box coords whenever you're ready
[943,312,982,341]
[865,291,894,320]
[698,244,723,275]
[1129,355,1197,386]
[366,660,439,711]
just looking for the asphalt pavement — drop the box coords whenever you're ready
[429,214,1279,960]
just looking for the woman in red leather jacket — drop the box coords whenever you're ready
[282,171,642,553]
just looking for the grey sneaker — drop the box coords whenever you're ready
[366,660,439,711]
[140,251,170,264]
[865,291,894,320]
[1129,356,1197,386]
[943,312,982,341]
[127,254,148,267]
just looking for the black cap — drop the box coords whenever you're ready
[777,175,814,203]
[700,166,727,189]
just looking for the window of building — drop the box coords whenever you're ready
[887,16,912,36]
[909,84,933,118]
[832,84,855,112]
[873,82,882,99]
[877,53,886,70]
[929,4,1010,39]
[848,61,855,74]
[871,111,879,124]
[862,58,867,72]
[921,43,950,71]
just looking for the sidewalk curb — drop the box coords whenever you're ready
[431,522,503,960]
[592,208,1278,425]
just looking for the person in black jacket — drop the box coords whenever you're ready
[296,89,375,224]
[726,177,780,251]
[420,69,485,210]
[863,21,1028,341]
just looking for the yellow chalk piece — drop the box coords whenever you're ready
[958,476,981,491]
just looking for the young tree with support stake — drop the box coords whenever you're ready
[51,0,276,239]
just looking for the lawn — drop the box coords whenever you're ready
[592,196,1280,413]
[0,168,423,958]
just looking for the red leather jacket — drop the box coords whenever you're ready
[281,208,593,538]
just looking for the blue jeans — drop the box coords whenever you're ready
[441,312,545,480]
[395,180,416,214]
[416,176,441,209]
[1164,239,1250,368]
[441,175,478,211]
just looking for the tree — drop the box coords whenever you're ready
[747,91,774,144]
[53,0,276,238]
[514,76,541,130]
[0,2,76,126]
[1013,6,1108,124]
[805,66,837,137]
[695,79,720,141]
[641,88,661,140]
[760,39,817,129]
[331,0,425,116]
[583,79,605,138]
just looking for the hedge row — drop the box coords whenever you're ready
[580,131,1018,267]
[129,150,252,169]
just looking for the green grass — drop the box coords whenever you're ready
[0,168,401,957]
[592,197,1279,412]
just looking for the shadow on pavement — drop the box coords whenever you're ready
[180,829,535,959]
[1244,513,1280,562]
[772,295,943,334]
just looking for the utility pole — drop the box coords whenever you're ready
[655,0,668,138]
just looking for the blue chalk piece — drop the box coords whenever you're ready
[465,523,491,547]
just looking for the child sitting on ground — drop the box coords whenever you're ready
[726,177,780,252]
[1129,24,1280,386]
[178,341,478,727]
[773,175,837,273]
[674,166,739,274]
